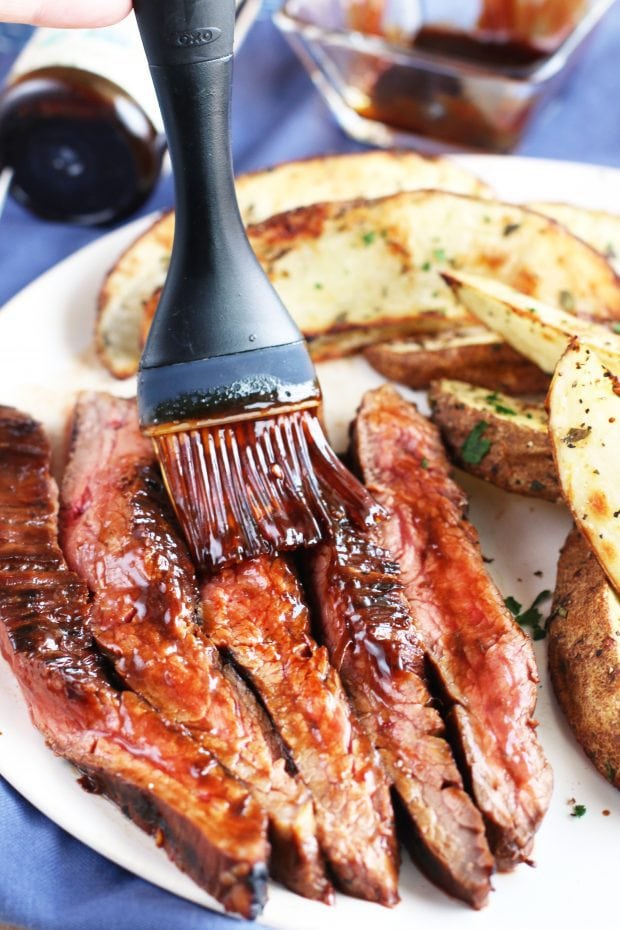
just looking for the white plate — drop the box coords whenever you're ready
[0,155,618,930]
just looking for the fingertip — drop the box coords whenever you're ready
[26,1,133,28]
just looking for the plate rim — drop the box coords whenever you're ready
[1,151,619,929]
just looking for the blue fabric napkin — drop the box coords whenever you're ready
[1,4,620,929]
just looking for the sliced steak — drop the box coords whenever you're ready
[306,507,493,908]
[0,406,268,918]
[200,555,400,906]
[59,393,329,903]
[352,386,552,870]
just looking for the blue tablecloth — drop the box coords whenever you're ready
[1,3,620,929]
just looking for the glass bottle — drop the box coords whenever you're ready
[0,15,166,225]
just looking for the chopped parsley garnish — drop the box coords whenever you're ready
[571,804,587,818]
[460,422,491,464]
[433,247,447,262]
[612,322,620,334]
[605,242,617,260]
[420,457,429,469]
[494,404,517,416]
[485,392,516,416]
[314,282,324,289]
[559,289,575,311]
[421,260,432,272]
[605,761,616,783]
[361,231,376,246]
[504,590,552,640]
[503,222,520,237]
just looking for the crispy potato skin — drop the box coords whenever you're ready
[548,528,620,789]
[365,338,550,395]
[428,382,561,502]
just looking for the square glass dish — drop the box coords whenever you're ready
[273,0,616,152]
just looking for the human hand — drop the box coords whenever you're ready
[0,1,132,27]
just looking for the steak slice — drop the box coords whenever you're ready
[306,507,493,908]
[0,406,268,918]
[352,386,552,870]
[200,555,400,906]
[59,393,330,904]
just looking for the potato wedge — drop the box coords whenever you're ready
[529,201,620,274]
[250,192,620,360]
[548,527,620,790]
[237,150,491,225]
[97,151,489,378]
[98,188,620,379]
[548,339,620,594]
[428,379,559,501]
[97,211,174,379]
[445,270,620,375]
[364,327,550,395]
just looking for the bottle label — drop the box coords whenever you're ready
[8,14,164,132]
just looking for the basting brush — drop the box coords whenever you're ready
[134,0,381,570]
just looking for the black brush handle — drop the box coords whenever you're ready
[134,0,303,371]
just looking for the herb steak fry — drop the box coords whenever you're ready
[352,386,552,869]
[306,508,493,907]
[59,392,329,903]
[0,406,268,918]
[200,555,400,906]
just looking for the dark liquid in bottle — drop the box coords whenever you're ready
[0,67,166,225]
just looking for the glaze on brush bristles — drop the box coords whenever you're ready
[133,0,381,572]
[153,406,383,571]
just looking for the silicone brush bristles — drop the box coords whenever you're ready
[153,407,383,570]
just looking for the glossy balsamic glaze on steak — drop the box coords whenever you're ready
[200,555,400,906]
[352,386,552,870]
[0,406,268,918]
[59,393,330,903]
[306,507,493,908]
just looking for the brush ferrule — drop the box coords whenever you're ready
[138,341,320,429]
[143,399,320,437]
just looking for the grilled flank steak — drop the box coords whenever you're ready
[305,505,493,907]
[352,386,552,870]
[59,392,330,903]
[0,406,269,918]
[200,554,400,906]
